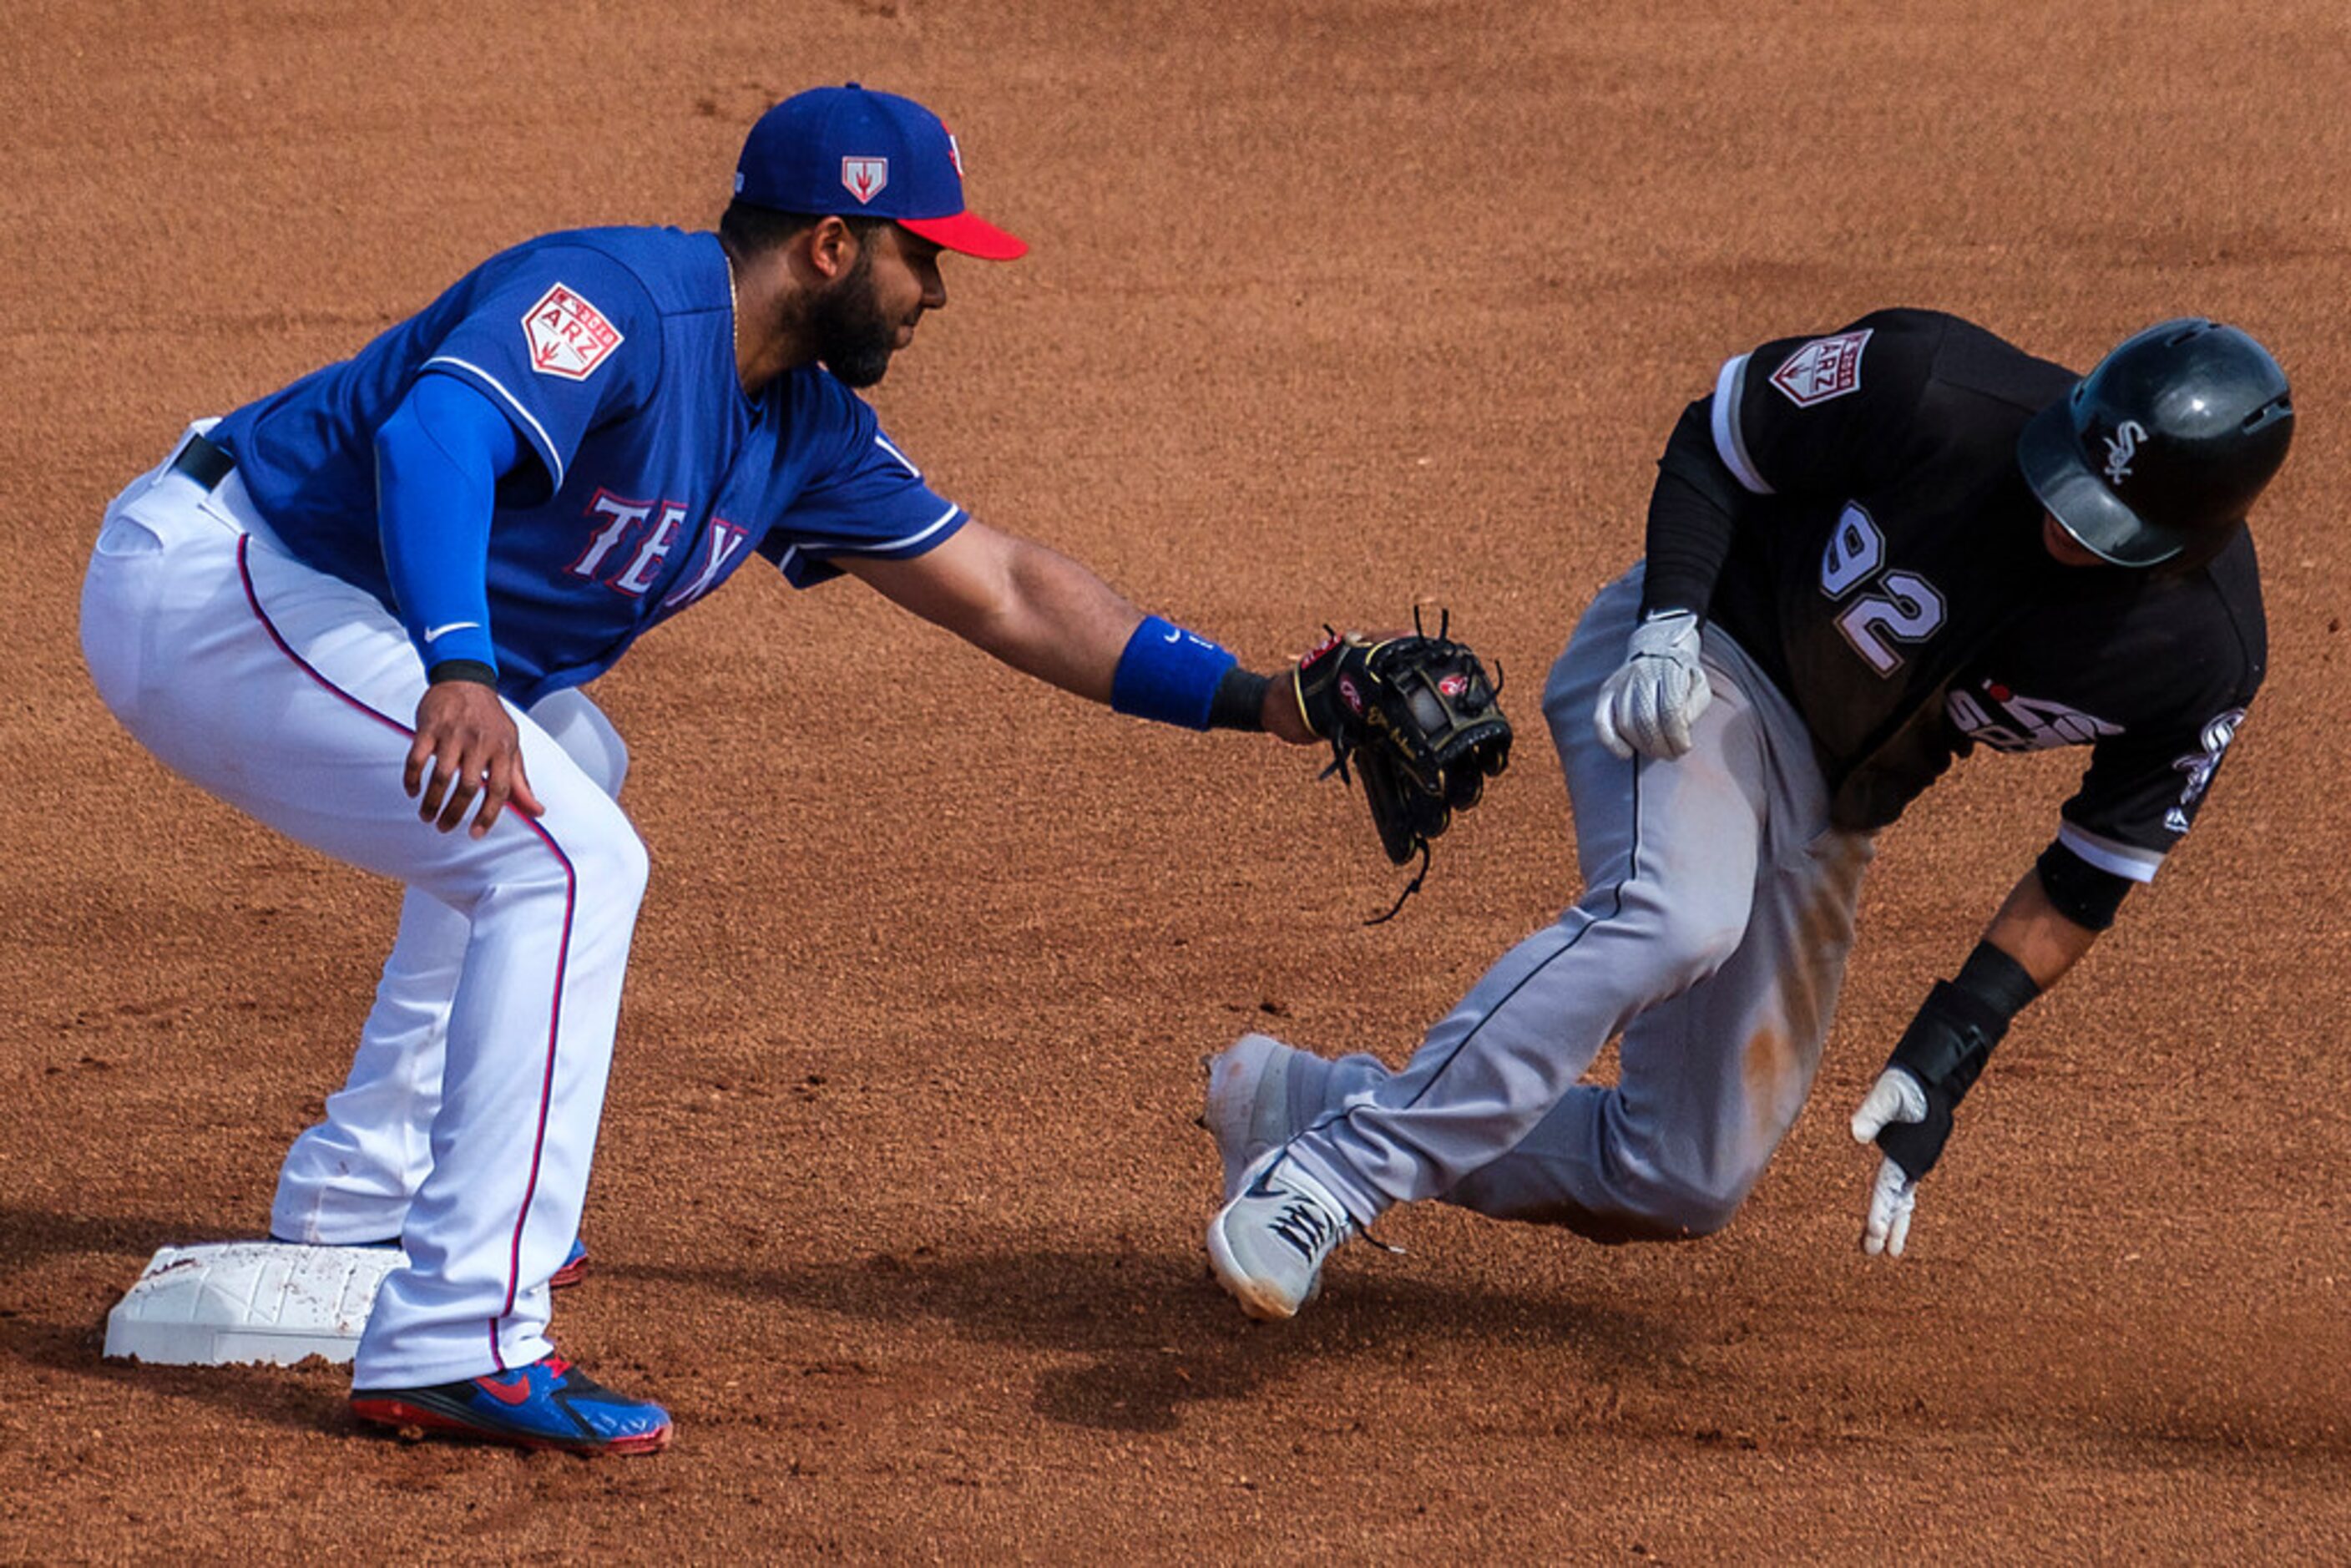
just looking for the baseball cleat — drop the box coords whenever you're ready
[351,1353,670,1456]
[1202,1033,1300,1205]
[549,1237,589,1289]
[1207,1149,1353,1322]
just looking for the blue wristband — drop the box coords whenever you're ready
[1111,616,1238,730]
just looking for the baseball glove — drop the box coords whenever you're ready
[1294,610,1513,920]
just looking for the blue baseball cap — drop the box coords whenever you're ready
[734,83,1026,260]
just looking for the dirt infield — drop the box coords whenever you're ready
[6,0,2348,1557]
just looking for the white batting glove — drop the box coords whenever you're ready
[1592,609,1711,761]
[1848,1067,1929,1258]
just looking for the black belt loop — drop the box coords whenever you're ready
[169,432,235,490]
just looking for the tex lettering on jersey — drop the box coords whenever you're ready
[569,489,753,610]
[523,284,625,381]
[1770,329,1871,407]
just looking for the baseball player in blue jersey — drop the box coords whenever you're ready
[1200,311,2290,1321]
[81,83,1313,1454]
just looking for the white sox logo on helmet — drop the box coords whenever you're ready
[2103,419,2148,483]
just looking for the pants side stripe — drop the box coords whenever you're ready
[235,537,575,1373]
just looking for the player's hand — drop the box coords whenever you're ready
[1261,673,1318,746]
[1282,626,1406,746]
[407,679,545,838]
[1592,609,1711,761]
[1848,1066,1931,1258]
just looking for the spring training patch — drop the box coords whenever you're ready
[522,284,624,381]
[1770,329,1872,407]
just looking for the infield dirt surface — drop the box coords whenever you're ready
[6,0,2349,1559]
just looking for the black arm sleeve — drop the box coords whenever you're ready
[1639,396,1747,618]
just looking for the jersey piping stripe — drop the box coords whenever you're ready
[2055,822,2164,883]
[422,357,566,493]
[872,432,923,478]
[777,502,968,577]
[1291,751,1646,1168]
[797,500,965,554]
[1711,354,1773,496]
[233,535,579,1373]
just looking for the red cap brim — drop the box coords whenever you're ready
[900,210,1028,260]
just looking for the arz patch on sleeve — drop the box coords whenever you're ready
[522,284,625,380]
[1769,328,1872,407]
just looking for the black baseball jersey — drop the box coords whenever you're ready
[1699,310,2265,883]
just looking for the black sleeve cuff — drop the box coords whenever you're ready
[427,659,499,689]
[1207,666,1271,731]
[2034,842,2131,931]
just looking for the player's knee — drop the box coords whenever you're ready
[1581,1184,1749,1244]
[1663,1190,1747,1239]
[564,817,650,913]
[603,826,651,907]
[1594,1119,1763,1241]
[1497,1186,1747,1244]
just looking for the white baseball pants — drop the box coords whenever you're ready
[81,427,645,1388]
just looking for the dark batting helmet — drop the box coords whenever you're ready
[2018,318,2293,569]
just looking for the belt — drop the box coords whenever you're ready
[170,432,236,489]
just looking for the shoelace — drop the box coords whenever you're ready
[1269,1198,1337,1262]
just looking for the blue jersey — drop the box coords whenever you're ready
[210,226,966,706]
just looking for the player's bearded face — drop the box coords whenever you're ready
[807,245,896,388]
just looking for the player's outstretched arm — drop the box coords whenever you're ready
[842,521,1314,743]
[1848,869,2101,1258]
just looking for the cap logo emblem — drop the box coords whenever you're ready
[2102,418,2146,483]
[842,157,889,205]
[946,131,965,178]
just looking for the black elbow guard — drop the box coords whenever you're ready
[2034,842,2132,931]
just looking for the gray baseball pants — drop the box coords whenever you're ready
[1282,568,1875,1241]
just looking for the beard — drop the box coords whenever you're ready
[805,247,897,389]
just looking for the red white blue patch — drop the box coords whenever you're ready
[842,157,889,205]
[522,284,624,381]
[1769,328,1872,407]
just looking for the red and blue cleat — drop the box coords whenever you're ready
[549,1236,589,1289]
[351,1354,670,1455]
